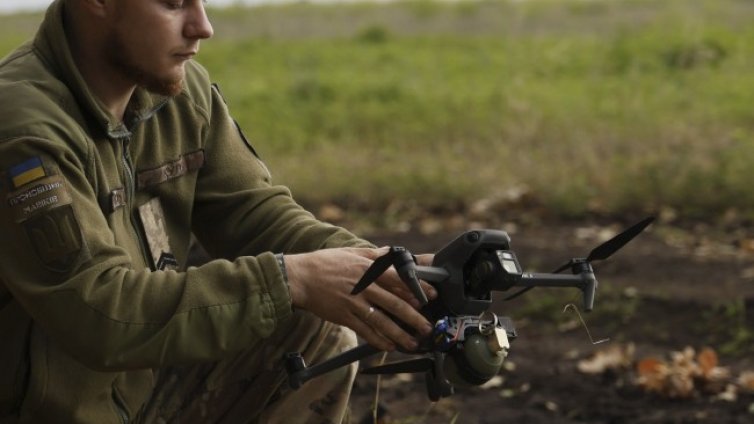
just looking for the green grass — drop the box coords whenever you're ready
[702,299,754,355]
[2,0,753,221]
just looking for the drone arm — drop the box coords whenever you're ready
[415,266,450,284]
[285,343,381,389]
[516,272,583,288]
[515,270,597,311]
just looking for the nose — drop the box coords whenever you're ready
[185,1,214,40]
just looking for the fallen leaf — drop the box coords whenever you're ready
[636,346,731,399]
[697,347,718,376]
[499,389,516,399]
[716,384,738,402]
[671,346,697,371]
[666,372,695,398]
[738,371,754,393]
[739,238,754,253]
[544,401,558,412]
[636,358,668,394]
[577,344,634,375]
[479,375,504,390]
[637,358,664,375]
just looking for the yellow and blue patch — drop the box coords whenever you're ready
[8,157,47,188]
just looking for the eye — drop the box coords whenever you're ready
[163,1,184,10]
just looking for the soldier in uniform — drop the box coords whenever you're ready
[0,0,436,422]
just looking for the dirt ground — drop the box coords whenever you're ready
[346,218,754,423]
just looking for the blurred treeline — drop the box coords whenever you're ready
[2,0,753,222]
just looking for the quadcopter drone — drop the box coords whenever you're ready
[284,217,655,400]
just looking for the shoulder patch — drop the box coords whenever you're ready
[8,156,47,188]
[24,204,82,272]
[6,175,72,223]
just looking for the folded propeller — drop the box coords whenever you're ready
[351,246,429,306]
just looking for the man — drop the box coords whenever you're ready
[0,0,436,422]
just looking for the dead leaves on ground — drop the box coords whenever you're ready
[576,343,635,375]
[635,347,730,399]
[577,344,754,401]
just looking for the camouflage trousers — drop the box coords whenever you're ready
[134,311,358,424]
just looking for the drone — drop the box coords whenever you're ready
[284,217,655,400]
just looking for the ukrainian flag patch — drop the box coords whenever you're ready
[9,157,47,188]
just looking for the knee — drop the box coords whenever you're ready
[284,311,357,360]
[323,323,358,354]
[320,324,358,386]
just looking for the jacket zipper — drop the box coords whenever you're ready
[112,388,130,424]
[115,402,129,424]
[120,136,151,267]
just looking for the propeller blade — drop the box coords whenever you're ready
[361,357,434,375]
[351,253,394,295]
[505,217,655,302]
[550,217,655,273]
[586,216,655,263]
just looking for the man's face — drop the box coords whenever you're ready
[103,0,213,96]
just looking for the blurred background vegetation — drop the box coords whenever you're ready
[2,0,752,225]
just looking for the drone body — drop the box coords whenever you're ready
[285,217,654,400]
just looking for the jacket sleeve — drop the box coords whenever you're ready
[190,84,374,259]
[0,135,294,371]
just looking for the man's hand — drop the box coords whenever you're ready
[284,247,437,352]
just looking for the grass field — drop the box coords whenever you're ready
[2,0,753,222]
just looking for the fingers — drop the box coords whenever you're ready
[366,306,418,351]
[351,248,438,302]
[347,310,396,352]
[362,286,433,349]
[382,282,436,309]
[350,302,420,352]
[414,253,434,266]
[346,248,437,351]
[288,246,437,352]
[349,246,390,261]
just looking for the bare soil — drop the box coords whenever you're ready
[348,219,754,423]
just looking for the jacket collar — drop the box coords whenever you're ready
[33,0,169,139]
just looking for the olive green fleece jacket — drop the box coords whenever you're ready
[0,1,371,422]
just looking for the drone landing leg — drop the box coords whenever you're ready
[285,343,381,389]
[426,351,454,401]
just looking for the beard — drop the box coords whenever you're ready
[104,30,184,97]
